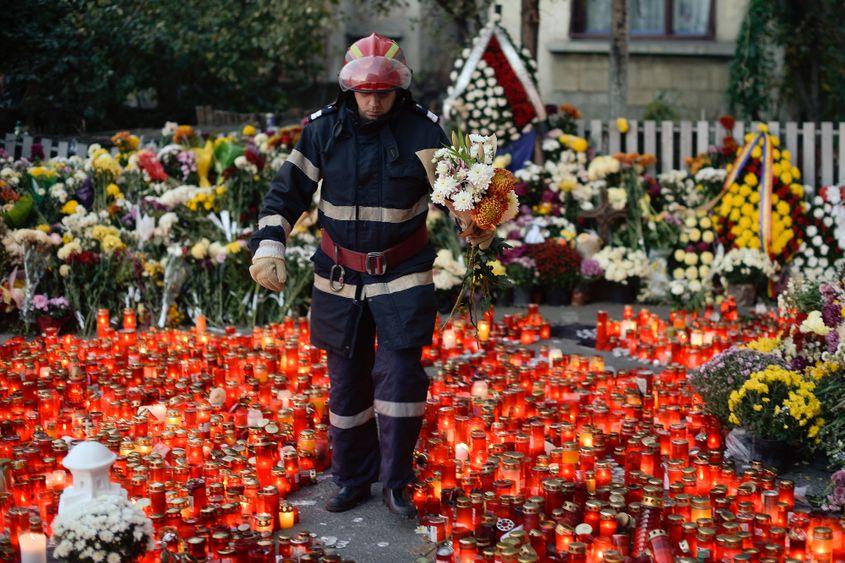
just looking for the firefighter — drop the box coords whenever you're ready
[249,33,491,517]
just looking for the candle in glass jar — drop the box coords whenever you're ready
[476,320,490,341]
[96,308,109,338]
[442,329,457,350]
[122,307,136,331]
[19,531,46,563]
[812,526,833,562]
[279,503,295,529]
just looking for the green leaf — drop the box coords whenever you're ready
[4,195,33,227]
[213,140,244,174]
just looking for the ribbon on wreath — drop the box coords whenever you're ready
[697,127,775,255]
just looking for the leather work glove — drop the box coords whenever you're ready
[249,257,287,292]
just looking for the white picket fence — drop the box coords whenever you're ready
[574,119,845,189]
[6,120,845,187]
[2,133,143,163]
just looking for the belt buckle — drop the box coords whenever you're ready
[329,263,346,292]
[365,252,386,276]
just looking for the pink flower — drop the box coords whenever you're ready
[32,294,49,310]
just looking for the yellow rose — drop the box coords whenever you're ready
[699,217,712,229]
[780,172,792,185]
[702,231,714,244]
[616,118,629,134]
[744,173,758,187]
[242,124,257,136]
[688,228,701,242]
[673,268,685,280]
[751,146,762,160]
[701,251,714,265]
[36,224,50,233]
[674,249,685,262]
[791,166,800,180]
[225,241,243,254]
[684,253,698,266]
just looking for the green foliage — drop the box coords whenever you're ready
[642,91,679,122]
[0,0,337,133]
[727,0,778,120]
[728,0,845,121]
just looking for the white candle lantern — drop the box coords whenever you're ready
[58,441,127,516]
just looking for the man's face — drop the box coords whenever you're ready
[354,90,397,121]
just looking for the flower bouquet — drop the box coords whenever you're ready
[52,495,154,563]
[690,346,787,426]
[32,294,74,333]
[417,132,518,326]
[711,247,776,305]
[529,239,581,305]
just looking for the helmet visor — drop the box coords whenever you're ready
[338,56,412,92]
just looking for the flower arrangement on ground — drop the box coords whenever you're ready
[529,239,581,290]
[690,346,788,426]
[789,191,844,281]
[445,20,542,146]
[592,246,649,286]
[665,212,718,310]
[711,247,777,298]
[52,495,154,563]
[727,364,824,446]
[713,125,806,263]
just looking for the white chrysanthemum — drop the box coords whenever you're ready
[467,163,494,191]
[452,190,474,212]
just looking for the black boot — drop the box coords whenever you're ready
[383,486,417,518]
[325,485,371,512]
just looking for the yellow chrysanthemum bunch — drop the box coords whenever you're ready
[28,166,57,180]
[806,361,842,381]
[92,153,122,178]
[186,190,219,212]
[714,126,806,260]
[744,336,782,354]
[106,183,124,200]
[100,234,125,255]
[728,365,824,442]
[90,225,120,242]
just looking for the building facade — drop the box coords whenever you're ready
[323,0,748,121]
[497,0,748,120]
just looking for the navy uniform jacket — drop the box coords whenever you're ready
[248,96,450,356]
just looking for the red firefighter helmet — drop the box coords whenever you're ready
[338,33,412,92]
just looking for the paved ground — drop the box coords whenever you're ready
[281,303,661,562]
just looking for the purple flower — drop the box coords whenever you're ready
[822,302,842,328]
[581,258,603,277]
[49,296,69,308]
[790,356,809,371]
[76,176,94,209]
[827,330,840,354]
